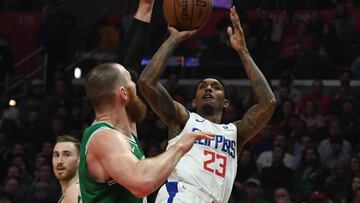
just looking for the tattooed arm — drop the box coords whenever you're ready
[227,7,277,150]
[139,27,197,139]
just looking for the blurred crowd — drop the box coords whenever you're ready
[1,0,360,203]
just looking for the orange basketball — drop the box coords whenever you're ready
[163,0,212,31]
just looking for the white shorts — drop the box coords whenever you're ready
[155,181,219,203]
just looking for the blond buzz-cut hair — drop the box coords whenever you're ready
[85,63,128,109]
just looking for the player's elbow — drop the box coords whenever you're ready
[138,77,152,93]
[261,97,277,113]
[268,98,277,113]
[130,180,156,198]
[268,97,277,109]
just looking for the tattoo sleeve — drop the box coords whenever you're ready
[139,35,188,135]
[234,50,277,149]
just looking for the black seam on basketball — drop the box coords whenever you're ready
[174,0,181,30]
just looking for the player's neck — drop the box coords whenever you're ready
[60,175,78,193]
[95,108,132,137]
[198,112,223,124]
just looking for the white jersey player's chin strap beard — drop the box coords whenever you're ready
[200,105,216,116]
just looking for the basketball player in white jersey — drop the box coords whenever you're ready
[52,135,81,203]
[139,6,277,203]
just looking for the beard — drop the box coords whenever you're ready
[125,89,147,123]
[200,104,216,116]
[54,169,76,182]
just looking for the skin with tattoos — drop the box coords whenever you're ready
[139,6,277,203]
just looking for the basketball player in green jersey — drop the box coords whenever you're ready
[79,63,213,203]
[53,135,81,203]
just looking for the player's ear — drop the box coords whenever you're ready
[118,86,128,101]
[223,99,229,109]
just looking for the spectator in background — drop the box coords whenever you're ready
[31,164,59,202]
[319,136,351,169]
[40,142,54,160]
[349,155,360,178]
[274,71,301,103]
[273,100,296,136]
[307,188,333,203]
[231,148,259,202]
[163,73,187,106]
[299,100,326,135]
[22,109,51,149]
[251,122,281,156]
[34,153,49,174]
[239,178,269,203]
[283,115,309,144]
[257,134,295,172]
[50,117,67,140]
[318,118,351,168]
[346,175,360,203]
[331,85,353,116]
[11,155,32,185]
[27,181,53,203]
[38,3,75,66]
[292,135,314,168]
[280,20,313,77]
[3,164,29,198]
[298,79,332,116]
[0,192,12,203]
[47,79,73,117]
[274,186,292,203]
[260,145,294,196]
[294,146,324,202]
[0,33,14,84]
[0,132,12,177]
[326,160,350,202]
[332,4,356,51]
[1,177,21,203]
[337,97,359,145]
[85,5,123,53]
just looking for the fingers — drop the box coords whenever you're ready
[168,26,178,33]
[194,131,214,140]
[227,26,233,37]
[229,6,242,33]
[188,29,198,36]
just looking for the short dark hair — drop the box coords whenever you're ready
[55,135,80,154]
[194,76,228,98]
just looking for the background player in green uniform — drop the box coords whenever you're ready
[52,135,81,203]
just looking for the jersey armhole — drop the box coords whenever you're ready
[85,126,112,155]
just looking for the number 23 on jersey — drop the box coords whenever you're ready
[203,149,227,177]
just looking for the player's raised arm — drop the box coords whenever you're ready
[119,0,155,78]
[227,7,277,148]
[138,27,196,131]
[88,129,213,197]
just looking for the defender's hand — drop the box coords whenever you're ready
[176,131,214,154]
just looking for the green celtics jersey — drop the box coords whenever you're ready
[79,121,145,203]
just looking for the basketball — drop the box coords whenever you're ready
[163,0,212,31]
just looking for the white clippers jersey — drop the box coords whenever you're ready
[167,112,238,202]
